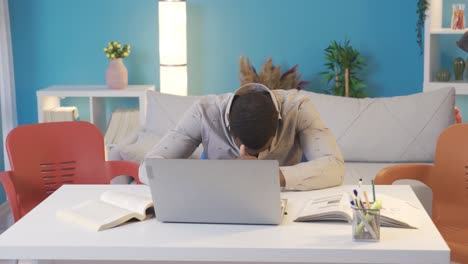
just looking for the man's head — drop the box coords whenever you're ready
[229,90,279,156]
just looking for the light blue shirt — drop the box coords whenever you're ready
[144,83,345,190]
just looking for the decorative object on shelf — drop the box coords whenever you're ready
[435,69,451,82]
[320,39,367,98]
[159,0,187,96]
[451,4,465,30]
[453,57,465,80]
[456,31,468,52]
[104,41,131,90]
[416,0,429,54]
[239,56,308,90]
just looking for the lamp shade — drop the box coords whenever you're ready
[158,0,187,96]
[456,31,468,53]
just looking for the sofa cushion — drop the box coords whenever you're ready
[301,87,455,162]
[145,91,202,136]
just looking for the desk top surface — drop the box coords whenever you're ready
[0,185,450,264]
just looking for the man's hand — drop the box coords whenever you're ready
[239,144,286,187]
[238,144,258,160]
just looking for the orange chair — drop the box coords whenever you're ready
[375,124,468,263]
[0,121,141,222]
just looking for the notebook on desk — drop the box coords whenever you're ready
[145,159,286,225]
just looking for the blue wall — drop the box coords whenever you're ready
[2,0,429,203]
[8,0,425,126]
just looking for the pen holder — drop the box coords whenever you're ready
[352,206,381,242]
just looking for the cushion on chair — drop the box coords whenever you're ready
[300,87,456,162]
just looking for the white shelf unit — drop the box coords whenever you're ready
[424,0,468,95]
[36,85,155,133]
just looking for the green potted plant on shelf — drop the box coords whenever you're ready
[104,41,131,90]
[320,39,367,98]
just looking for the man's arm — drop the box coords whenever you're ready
[280,99,345,191]
[139,103,203,184]
[145,103,203,159]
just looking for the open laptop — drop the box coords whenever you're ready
[145,159,286,225]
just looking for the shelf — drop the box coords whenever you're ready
[424,0,468,95]
[36,85,156,133]
[36,85,154,97]
[430,28,467,35]
[424,81,468,95]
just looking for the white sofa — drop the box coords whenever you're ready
[110,87,456,215]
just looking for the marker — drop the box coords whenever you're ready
[358,178,362,189]
[353,189,365,208]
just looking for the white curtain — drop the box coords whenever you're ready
[0,0,18,171]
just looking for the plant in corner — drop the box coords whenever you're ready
[104,41,131,90]
[417,0,430,54]
[320,39,367,98]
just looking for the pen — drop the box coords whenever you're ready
[358,178,362,189]
[371,179,376,202]
[353,189,365,208]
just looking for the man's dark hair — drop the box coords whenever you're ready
[229,91,279,150]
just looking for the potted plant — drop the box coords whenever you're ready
[239,56,308,90]
[320,39,367,98]
[104,41,131,90]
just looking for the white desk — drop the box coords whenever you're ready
[0,185,449,264]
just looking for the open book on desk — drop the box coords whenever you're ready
[56,191,154,231]
[294,193,421,229]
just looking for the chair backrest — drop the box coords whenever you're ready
[6,121,109,218]
[429,124,468,225]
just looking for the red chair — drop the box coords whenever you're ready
[0,121,140,222]
[375,124,468,263]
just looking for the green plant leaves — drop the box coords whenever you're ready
[320,38,367,98]
[104,41,131,60]
[417,0,429,54]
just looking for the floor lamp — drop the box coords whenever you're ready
[158,0,187,96]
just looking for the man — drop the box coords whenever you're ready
[141,83,344,190]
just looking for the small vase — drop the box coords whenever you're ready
[106,58,128,90]
[453,57,465,81]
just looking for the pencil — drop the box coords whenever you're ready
[363,191,370,209]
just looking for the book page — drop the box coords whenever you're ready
[378,194,422,229]
[57,200,138,231]
[100,191,153,217]
[295,193,352,222]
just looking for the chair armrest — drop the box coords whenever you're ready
[374,164,433,186]
[0,171,21,222]
[105,160,141,184]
